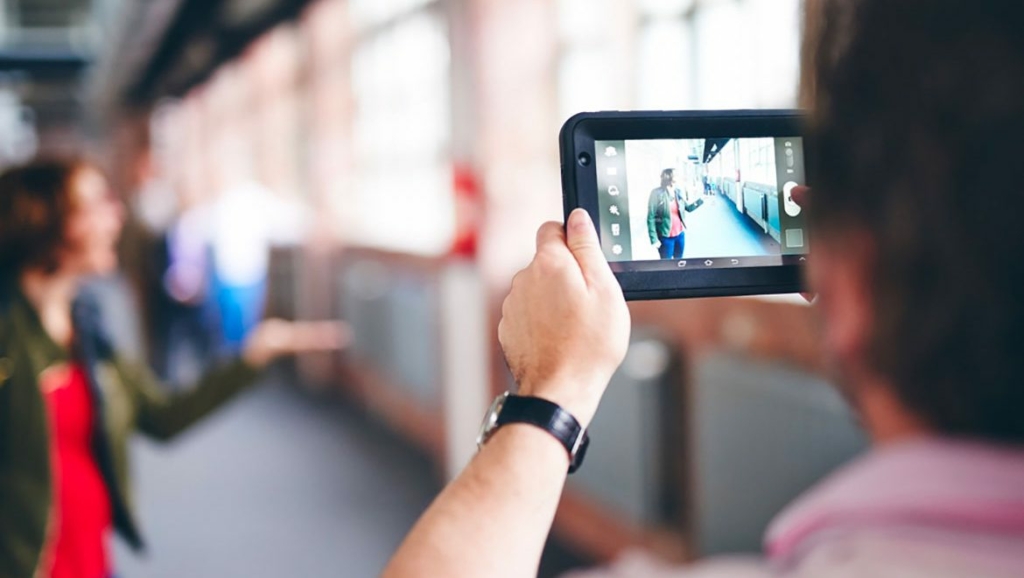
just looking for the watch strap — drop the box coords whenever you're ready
[496,395,590,474]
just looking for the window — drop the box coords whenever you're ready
[348,5,454,254]
[636,16,694,109]
[557,0,624,121]
[635,0,802,110]
[349,0,436,32]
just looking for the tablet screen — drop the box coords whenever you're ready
[593,137,808,271]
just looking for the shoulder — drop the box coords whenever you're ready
[0,280,19,347]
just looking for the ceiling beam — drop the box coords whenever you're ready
[0,48,90,79]
[124,0,314,105]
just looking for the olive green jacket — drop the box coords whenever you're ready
[647,187,701,244]
[0,283,261,578]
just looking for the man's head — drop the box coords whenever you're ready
[661,169,676,188]
[802,0,1024,443]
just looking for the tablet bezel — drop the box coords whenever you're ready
[560,110,808,301]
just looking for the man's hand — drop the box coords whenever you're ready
[791,185,810,209]
[243,319,352,368]
[499,209,631,427]
[384,209,628,578]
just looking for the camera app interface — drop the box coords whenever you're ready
[594,137,808,270]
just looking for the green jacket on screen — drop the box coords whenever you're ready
[647,186,702,244]
[0,280,261,578]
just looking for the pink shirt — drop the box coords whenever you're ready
[668,197,685,237]
[566,438,1024,578]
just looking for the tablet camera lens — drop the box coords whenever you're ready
[578,153,592,167]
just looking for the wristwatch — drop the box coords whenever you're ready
[476,392,591,474]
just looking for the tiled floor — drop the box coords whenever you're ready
[113,378,439,577]
[113,377,586,577]
[684,194,780,260]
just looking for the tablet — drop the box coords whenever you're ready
[560,110,809,300]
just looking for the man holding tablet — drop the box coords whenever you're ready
[384,1,1024,577]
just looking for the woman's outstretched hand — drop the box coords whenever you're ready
[243,319,352,368]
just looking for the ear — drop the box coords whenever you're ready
[808,234,875,364]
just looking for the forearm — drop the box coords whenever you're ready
[385,211,629,578]
[135,358,261,440]
[383,423,570,578]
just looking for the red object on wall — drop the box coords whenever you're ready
[451,164,484,259]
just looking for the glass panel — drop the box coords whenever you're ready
[558,0,613,44]
[637,0,695,18]
[349,0,436,32]
[350,11,454,254]
[694,0,753,109]
[558,46,617,121]
[744,0,801,107]
[691,0,801,109]
[557,0,618,121]
[636,19,694,109]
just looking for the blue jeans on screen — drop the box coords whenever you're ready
[658,233,686,260]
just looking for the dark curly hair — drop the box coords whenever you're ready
[0,159,91,279]
[802,0,1024,442]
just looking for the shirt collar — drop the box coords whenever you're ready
[765,437,1024,560]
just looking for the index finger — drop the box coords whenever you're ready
[535,221,568,253]
[791,185,811,208]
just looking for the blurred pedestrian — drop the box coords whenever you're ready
[207,178,301,353]
[151,200,217,387]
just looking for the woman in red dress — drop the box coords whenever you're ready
[0,159,344,578]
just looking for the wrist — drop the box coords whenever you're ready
[487,423,571,471]
[479,392,591,474]
[241,342,272,369]
[516,376,605,429]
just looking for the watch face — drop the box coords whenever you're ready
[476,392,509,449]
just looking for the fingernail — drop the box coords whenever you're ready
[569,209,592,232]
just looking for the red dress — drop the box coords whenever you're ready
[40,363,113,578]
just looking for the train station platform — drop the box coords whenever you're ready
[685,194,780,260]
[112,377,585,578]
[112,379,440,577]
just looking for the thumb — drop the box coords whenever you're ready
[566,209,613,286]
